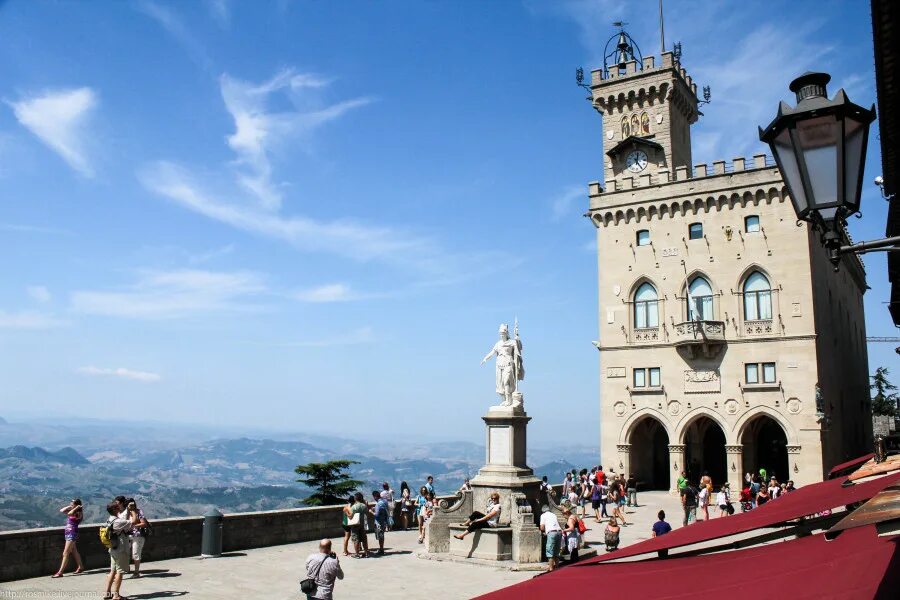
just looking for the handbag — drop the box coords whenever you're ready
[300,555,329,595]
[346,511,361,527]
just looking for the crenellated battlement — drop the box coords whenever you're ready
[599,153,776,193]
[590,51,698,101]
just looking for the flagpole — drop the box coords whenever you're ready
[659,0,666,53]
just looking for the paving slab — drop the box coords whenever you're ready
[0,491,685,599]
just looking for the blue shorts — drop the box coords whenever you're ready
[545,531,561,558]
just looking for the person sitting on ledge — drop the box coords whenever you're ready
[454,492,501,540]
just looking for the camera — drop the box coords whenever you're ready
[329,552,337,559]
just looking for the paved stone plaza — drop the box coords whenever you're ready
[1,492,684,599]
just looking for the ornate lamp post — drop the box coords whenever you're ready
[759,72,895,267]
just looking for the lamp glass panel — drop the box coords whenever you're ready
[772,127,808,217]
[797,115,839,210]
[842,117,866,213]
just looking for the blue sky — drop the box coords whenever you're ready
[0,0,892,446]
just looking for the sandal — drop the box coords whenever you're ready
[73,567,84,574]
[51,572,63,578]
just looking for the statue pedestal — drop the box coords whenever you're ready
[427,404,542,565]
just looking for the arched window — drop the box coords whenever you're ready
[634,283,659,329]
[686,276,713,321]
[743,271,772,320]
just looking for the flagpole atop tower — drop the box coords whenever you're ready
[659,0,666,53]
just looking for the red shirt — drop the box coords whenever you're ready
[596,470,605,485]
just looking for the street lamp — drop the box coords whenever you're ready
[759,72,893,266]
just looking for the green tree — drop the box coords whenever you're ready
[295,460,363,506]
[870,367,899,417]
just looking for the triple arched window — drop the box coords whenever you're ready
[686,276,714,321]
[743,271,773,320]
[633,282,659,329]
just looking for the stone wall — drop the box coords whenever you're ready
[0,497,461,582]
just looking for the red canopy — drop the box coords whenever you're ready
[829,453,875,478]
[476,525,899,600]
[579,470,900,564]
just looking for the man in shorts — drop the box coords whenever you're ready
[539,505,562,571]
[104,501,133,600]
[371,490,389,555]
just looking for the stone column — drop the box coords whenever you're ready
[786,445,802,483]
[615,443,631,476]
[725,445,744,492]
[668,444,686,493]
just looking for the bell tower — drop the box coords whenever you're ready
[588,29,701,186]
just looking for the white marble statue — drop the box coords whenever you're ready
[481,321,525,407]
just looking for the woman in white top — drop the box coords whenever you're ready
[454,493,501,539]
[716,485,730,518]
[698,484,710,521]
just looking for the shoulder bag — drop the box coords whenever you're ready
[300,555,329,595]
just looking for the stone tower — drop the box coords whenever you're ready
[589,35,699,187]
[584,33,872,493]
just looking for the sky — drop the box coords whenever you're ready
[0,0,893,447]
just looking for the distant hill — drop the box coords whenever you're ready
[0,445,89,465]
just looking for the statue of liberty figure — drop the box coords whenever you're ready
[481,320,525,407]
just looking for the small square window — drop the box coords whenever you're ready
[649,367,661,387]
[636,230,650,246]
[745,215,760,233]
[688,223,703,240]
[634,369,646,387]
[745,363,759,384]
[763,362,776,383]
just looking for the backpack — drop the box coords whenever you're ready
[99,518,119,550]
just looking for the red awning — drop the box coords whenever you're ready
[829,453,875,478]
[578,470,900,565]
[476,525,899,599]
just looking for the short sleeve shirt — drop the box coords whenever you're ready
[652,520,672,536]
[540,511,561,533]
[680,486,697,507]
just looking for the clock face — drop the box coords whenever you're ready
[626,150,649,173]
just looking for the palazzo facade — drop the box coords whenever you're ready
[586,47,873,491]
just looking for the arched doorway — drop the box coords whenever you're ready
[683,416,727,487]
[628,417,670,490]
[741,415,789,482]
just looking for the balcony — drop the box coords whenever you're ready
[674,320,726,358]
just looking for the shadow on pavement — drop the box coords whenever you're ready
[127,592,189,599]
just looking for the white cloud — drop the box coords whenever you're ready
[71,269,267,319]
[77,366,161,383]
[551,185,586,222]
[293,283,355,303]
[8,87,97,177]
[205,0,231,28]
[0,310,64,329]
[138,161,433,266]
[219,69,371,210]
[136,1,212,70]
[27,286,51,303]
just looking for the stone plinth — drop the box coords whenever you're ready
[449,525,512,561]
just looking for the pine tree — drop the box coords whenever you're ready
[295,460,363,506]
[870,367,899,417]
